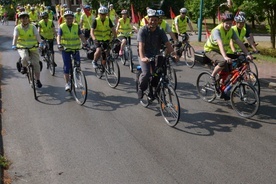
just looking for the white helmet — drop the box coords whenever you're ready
[234,15,246,23]
[64,10,74,17]
[98,6,108,14]
[147,9,158,17]
[180,8,187,13]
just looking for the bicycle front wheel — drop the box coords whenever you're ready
[105,57,120,88]
[196,71,216,102]
[48,52,55,76]
[167,66,177,90]
[72,69,88,105]
[128,49,134,72]
[183,44,195,68]
[248,60,258,78]
[230,82,260,118]
[28,65,37,100]
[159,85,180,127]
[243,71,260,95]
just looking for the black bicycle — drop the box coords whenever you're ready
[41,39,56,76]
[119,32,134,72]
[94,41,120,88]
[136,55,180,127]
[175,33,195,68]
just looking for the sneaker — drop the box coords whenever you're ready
[92,60,98,69]
[36,80,42,88]
[65,83,71,91]
[137,89,143,99]
[119,50,123,56]
[20,67,27,74]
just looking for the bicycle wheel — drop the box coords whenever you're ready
[95,64,104,79]
[105,57,120,88]
[230,82,260,118]
[48,52,55,76]
[183,44,195,68]
[72,68,88,105]
[120,49,126,65]
[243,71,260,95]
[28,65,37,100]
[128,49,134,72]
[248,60,258,78]
[196,71,216,102]
[159,85,180,127]
[167,66,177,90]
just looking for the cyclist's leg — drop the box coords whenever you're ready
[61,51,72,84]
[119,36,126,55]
[138,59,151,92]
[30,49,42,87]
[91,41,102,68]
[17,49,30,68]
[205,51,227,78]
[72,51,81,67]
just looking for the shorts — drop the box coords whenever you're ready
[205,50,238,71]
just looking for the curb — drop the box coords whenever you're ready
[259,78,276,89]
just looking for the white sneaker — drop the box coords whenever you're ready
[65,83,71,91]
[92,60,98,69]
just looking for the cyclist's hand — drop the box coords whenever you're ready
[82,43,88,48]
[93,39,98,45]
[12,45,17,50]
[39,42,45,48]
[141,57,149,63]
[246,54,254,61]
[224,56,232,64]
[57,44,64,51]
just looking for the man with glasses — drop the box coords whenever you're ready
[12,12,44,88]
[204,13,253,85]
[90,6,116,68]
[171,8,195,40]
[137,9,178,99]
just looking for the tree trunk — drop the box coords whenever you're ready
[213,16,216,27]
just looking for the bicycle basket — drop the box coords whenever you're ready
[87,46,96,60]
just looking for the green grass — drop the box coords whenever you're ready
[0,156,10,169]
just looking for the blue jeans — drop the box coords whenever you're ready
[61,50,80,74]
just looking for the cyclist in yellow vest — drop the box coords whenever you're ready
[204,13,253,85]
[90,6,117,68]
[116,10,137,56]
[38,11,56,60]
[108,4,118,25]
[157,10,177,42]
[171,8,195,40]
[46,6,54,21]
[74,8,82,25]
[229,14,259,54]
[15,7,25,26]
[56,10,87,91]
[29,7,39,27]
[12,12,44,88]
[80,5,94,40]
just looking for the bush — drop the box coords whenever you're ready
[259,48,276,58]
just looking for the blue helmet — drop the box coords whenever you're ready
[157,10,165,17]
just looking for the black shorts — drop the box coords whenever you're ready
[118,36,131,45]
[82,29,91,39]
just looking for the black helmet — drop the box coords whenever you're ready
[221,13,234,22]
[40,11,48,18]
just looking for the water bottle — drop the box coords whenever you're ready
[224,83,233,93]
[137,65,141,71]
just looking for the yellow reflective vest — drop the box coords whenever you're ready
[117,18,132,37]
[38,19,54,39]
[204,24,234,52]
[231,25,246,52]
[159,20,167,31]
[172,15,187,33]
[81,13,93,30]
[94,17,111,41]
[29,12,38,22]
[60,23,81,50]
[74,12,81,25]
[16,24,37,49]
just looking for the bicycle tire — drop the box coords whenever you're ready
[71,69,88,105]
[196,71,216,102]
[95,64,104,79]
[129,49,133,72]
[243,71,260,95]
[105,57,120,88]
[230,82,260,118]
[120,50,126,65]
[183,44,195,68]
[29,65,37,100]
[49,52,55,76]
[248,60,258,78]
[167,66,177,90]
[159,85,180,127]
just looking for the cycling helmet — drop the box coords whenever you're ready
[84,5,91,9]
[180,8,187,13]
[109,4,113,7]
[76,8,81,12]
[40,11,48,18]
[234,15,246,23]
[62,4,67,8]
[147,9,158,17]
[19,7,25,11]
[47,6,51,10]
[19,12,29,18]
[121,9,128,14]
[98,6,108,14]
[63,10,74,17]
[157,10,165,17]
[221,13,234,22]
[238,11,246,18]
[30,7,35,11]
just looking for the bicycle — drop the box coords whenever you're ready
[175,33,195,68]
[16,46,43,100]
[94,41,120,88]
[136,55,181,127]
[118,32,134,72]
[64,48,88,105]
[1,16,8,25]
[196,55,260,118]
[41,39,56,76]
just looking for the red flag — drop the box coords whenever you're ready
[131,4,139,24]
[82,5,91,17]
[217,7,221,22]
[170,7,176,19]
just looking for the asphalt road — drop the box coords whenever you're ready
[0,23,275,184]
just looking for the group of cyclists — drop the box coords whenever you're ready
[11,3,259,102]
